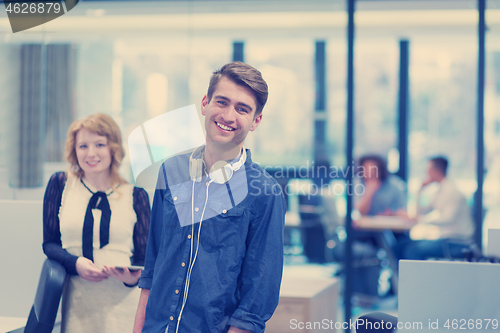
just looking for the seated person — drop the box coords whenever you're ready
[355,154,407,218]
[400,156,475,260]
[353,154,408,249]
[350,155,408,296]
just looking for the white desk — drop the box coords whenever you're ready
[398,260,500,333]
[0,200,45,318]
[486,228,500,257]
[266,276,339,333]
[355,216,414,232]
[0,317,25,333]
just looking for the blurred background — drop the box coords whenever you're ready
[1,0,499,204]
[1,0,500,327]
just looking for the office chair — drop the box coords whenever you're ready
[356,312,398,333]
[24,258,66,333]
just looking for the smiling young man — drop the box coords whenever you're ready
[133,62,286,333]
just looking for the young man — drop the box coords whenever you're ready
[133,62,286,333]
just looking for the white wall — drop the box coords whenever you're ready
[0,200,45,318]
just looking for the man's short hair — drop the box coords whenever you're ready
[430,156,448,176]
[207,61,268,117]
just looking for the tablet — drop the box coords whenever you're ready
[114,265,144,272]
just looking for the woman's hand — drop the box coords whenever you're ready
[76,257,109,282]
[356,178,381,215]
[364,178,381,194]
[102,265,141,286]
[420,176,434,190]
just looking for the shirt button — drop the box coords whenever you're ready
[195,207,199,212]
[188,235,192,239]
[173,196,178,201]
[170,316,174,321]
[175,289,179,294]
[181,262,186,267]
[222,209,227,214]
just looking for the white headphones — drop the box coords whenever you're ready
[189,145,247,184]
[176,145,246,333]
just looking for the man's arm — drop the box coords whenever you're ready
[419,192,462,226]
[227,179,286,333]
[133,288,150,333]
[134,164,167,332]
[416,188,434,215]
[416,178,436,216]
[228,327,251,333]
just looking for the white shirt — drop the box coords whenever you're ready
[414,178,475,241]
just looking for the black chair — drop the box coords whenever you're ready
[356,312,398,333]
[24,259,67,333]
[298,193,328,263]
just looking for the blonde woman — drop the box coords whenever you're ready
[42,113,150,332]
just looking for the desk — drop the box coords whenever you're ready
[355,216,414,232]
[398,260,500,330]
[355,216,414,294]
[0,317,25,333]
[266,277,339,333]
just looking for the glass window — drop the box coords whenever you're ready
[409,41,477,201]
[483,0,500,245]
[246,39,314,167]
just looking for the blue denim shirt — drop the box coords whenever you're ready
[139,149,286,333]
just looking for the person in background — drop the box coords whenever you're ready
[42,113,151,332]
[400,156,475,259]
[355,154,407,218]
[351,154,408,298]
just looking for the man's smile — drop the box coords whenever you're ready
[215,121,236,132]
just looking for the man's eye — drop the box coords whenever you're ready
[237,108,248,113]
[217,100,226,106]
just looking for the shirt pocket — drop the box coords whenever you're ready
[164,189,193,228]
[201,202,247,252]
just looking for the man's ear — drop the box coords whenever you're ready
[250,113,262,132]
[201,95,209,116]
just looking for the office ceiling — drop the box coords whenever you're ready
[0,0,499,42]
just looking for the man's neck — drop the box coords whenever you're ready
[436,175,446,184]
[203,143,242,171]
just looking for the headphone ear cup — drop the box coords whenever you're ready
[209,161,233,184]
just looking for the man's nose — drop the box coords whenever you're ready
[220,106,236,123]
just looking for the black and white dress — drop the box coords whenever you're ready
[43,172,150,333]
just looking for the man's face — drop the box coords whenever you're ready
[201,77,262,150]
[427,161,440,181]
